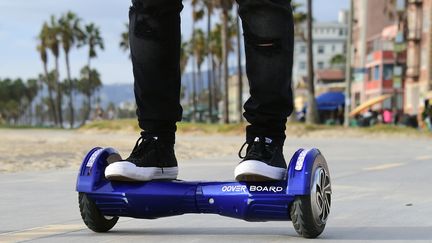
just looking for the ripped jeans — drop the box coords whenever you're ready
[130,0,294,145]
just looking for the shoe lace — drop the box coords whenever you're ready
[238,141,249,159]
[129,136,150,158]
[129,136,163,168]
[238,137,267,159]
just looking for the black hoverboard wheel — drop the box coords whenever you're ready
[290,152,331,238]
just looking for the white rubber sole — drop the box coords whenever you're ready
[234,160,287,181]
[153,167,179,180]
[105,161,178,181]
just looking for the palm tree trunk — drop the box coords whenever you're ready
[236,7,243,123]
[206,7,214,123]
[306,0,319,124]
[43,62,58,125]
[216,61,222,116]
[88,55,92,70]
[85,57,92,125]
[27,103,31,125]
[191,12,197,123]
[79,93,92,127]
[65,52,75,128]
[221,8,230,124]
[197,65,204,122]
[212,59,218,115]
[55,56,64,128]
[87,94,92,123]
[28,100,34,125]
[191,56,198,122]
[196,61,202,98]
[81,92,92,126]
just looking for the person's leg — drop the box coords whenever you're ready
[234,0,294,181]
[131,0,183,140]
[105,0,183,181]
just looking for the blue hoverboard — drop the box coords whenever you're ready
[76,147,331,238]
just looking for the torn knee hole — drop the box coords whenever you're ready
[244,32,281,51]
[257,43,275,47]
[252,39,282,53]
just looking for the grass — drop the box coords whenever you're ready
[177,122,246,134]
[79,119,343,135]
[0,124,62,130]
[80,119,138,131]
[79,119,247,134]
[362,124,425,135]
[3,119,431,138]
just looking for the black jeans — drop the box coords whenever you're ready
[130,0,294,145]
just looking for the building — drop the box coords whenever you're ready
[361,24,406,112]
[350,0,397,110]
[315,69,346,95]
[292,11,348,85]
[293,11,348,112]
[404,0,432,115]
[350,0,432,116]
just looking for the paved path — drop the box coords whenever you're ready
[1,136,432,242]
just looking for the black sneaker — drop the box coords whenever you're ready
[105,136,178,181]
[234,137,287,181]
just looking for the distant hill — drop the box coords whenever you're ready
[97,73,199,108]
[98,67,243,107]
[98,83,134,107]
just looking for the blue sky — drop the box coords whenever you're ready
[0,0,348,85]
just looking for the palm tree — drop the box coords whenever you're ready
[46,17,64,127]
[77,66,102,125]
[24,78,39,125]
[47,71,60,124]
[192,29,207,119]
[217,0,234,124]
[80,23,104,124]
[180,39,190,110]
[180,39,190,75]
[203,0,215,122]
[191,0,205,122]
[306,0,319,124]
[0,78,25,125]
[82,23,105,70]
[292,2,308,41]
[34,102,45,126]
[209,24,223,117]
[119,23,130,58]
[289,1,308,121]
[37,23,58,125]
[58,11,84,128]
[235,4,243,123]
[330,54,346,68]
[209,18,236,120]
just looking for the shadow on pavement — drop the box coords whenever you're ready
[71,226,432,240]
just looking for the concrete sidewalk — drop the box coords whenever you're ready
[1,137,431,242]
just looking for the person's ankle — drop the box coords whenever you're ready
[245,134,285,147]
[140,131,175,144]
